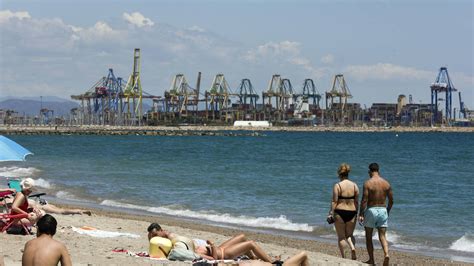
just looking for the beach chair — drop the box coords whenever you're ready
[7,179,21,193]
[0,212,30,234]
[0,190,14,213]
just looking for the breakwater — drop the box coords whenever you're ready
[0,125,473,135]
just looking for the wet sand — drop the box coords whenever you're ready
[1,203,470,265]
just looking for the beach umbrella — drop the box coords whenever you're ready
[0,135,33,162]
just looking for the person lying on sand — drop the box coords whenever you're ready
[238,251,309,266]
[22,214,72,266]
[28,199,92,216]
[147,223,285,263]
[197,237,275,262]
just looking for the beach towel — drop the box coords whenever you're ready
[72,226,140,238]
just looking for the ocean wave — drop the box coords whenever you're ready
[100,200,313,232]
[450,233,474,252]
[34,178,52,189]
[353,229,400,243]
[0,166,41,177]
[56,191,77,200]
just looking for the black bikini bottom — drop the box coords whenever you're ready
[334,209,357,223]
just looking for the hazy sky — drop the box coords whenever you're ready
[1,0,472,108]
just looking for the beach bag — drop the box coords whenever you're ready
[149,237,172,258]
[167,248,201,261]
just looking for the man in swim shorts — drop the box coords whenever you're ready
[358,163,394,266]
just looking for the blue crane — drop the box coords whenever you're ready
[430,67,457,125]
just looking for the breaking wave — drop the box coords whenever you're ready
[34,178,52,189]
[450,233,474,253]
[55,191,78,200]
[100,199,313,232]
[0,166,41,177]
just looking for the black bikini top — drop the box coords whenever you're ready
[337,183,356,200]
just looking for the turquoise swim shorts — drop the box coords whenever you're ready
[364,207,388,228]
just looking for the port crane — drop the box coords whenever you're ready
[430,67,456,125]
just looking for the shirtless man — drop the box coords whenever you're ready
[22,214,72,266]
[358,163,393,266]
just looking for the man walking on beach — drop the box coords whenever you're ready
[22,214,72,266]
[358,163,393,266]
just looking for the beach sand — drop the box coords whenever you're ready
[1,205,469,265]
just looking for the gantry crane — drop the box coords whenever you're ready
[205,73,235,121]
[71,68,124,125]
[430,67,457,125]
[326,74,352,124]
[237,79,259,109]
[123,48,143,125]
[294,79,321,109]
[262,75,294,120]
[164,73,199,117]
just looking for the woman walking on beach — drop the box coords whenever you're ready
[327,163,359,260]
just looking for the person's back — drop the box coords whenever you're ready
[365,174,391,207]
[22,214,72,266]
[23,235,69,266]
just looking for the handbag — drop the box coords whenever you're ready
[327,215,335,224]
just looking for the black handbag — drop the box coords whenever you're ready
[327,216,335,224]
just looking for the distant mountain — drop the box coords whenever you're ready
[0,96,73,102]
[0,97,153,117]
[0,98,79,117]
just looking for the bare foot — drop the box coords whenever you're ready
[383,256,390,266]
[351,249,357,260]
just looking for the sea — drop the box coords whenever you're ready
[1,132,473,262]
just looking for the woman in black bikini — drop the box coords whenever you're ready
[327,163,359,260]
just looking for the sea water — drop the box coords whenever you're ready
[1,132,473,262]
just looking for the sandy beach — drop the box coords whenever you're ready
[1,204,470,266]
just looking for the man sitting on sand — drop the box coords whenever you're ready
[22,214,72,266]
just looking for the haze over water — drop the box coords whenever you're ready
[1,132,473,262]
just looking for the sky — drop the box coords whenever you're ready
[0,0,473,109]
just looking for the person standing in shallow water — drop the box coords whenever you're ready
[358,163,394,266]
[327,163,359,260]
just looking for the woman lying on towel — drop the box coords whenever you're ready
[238,252,309,266]
[10,178,42,225]
[195,233,301,264]
[28,200,92,216]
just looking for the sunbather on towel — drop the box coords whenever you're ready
[147,223,278,263]
[22,214,72,266]
[197,238,275,262]
[10,178,42,225]
[194,234,258,260]
[238,251,309,266]
[28,199,92,216]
